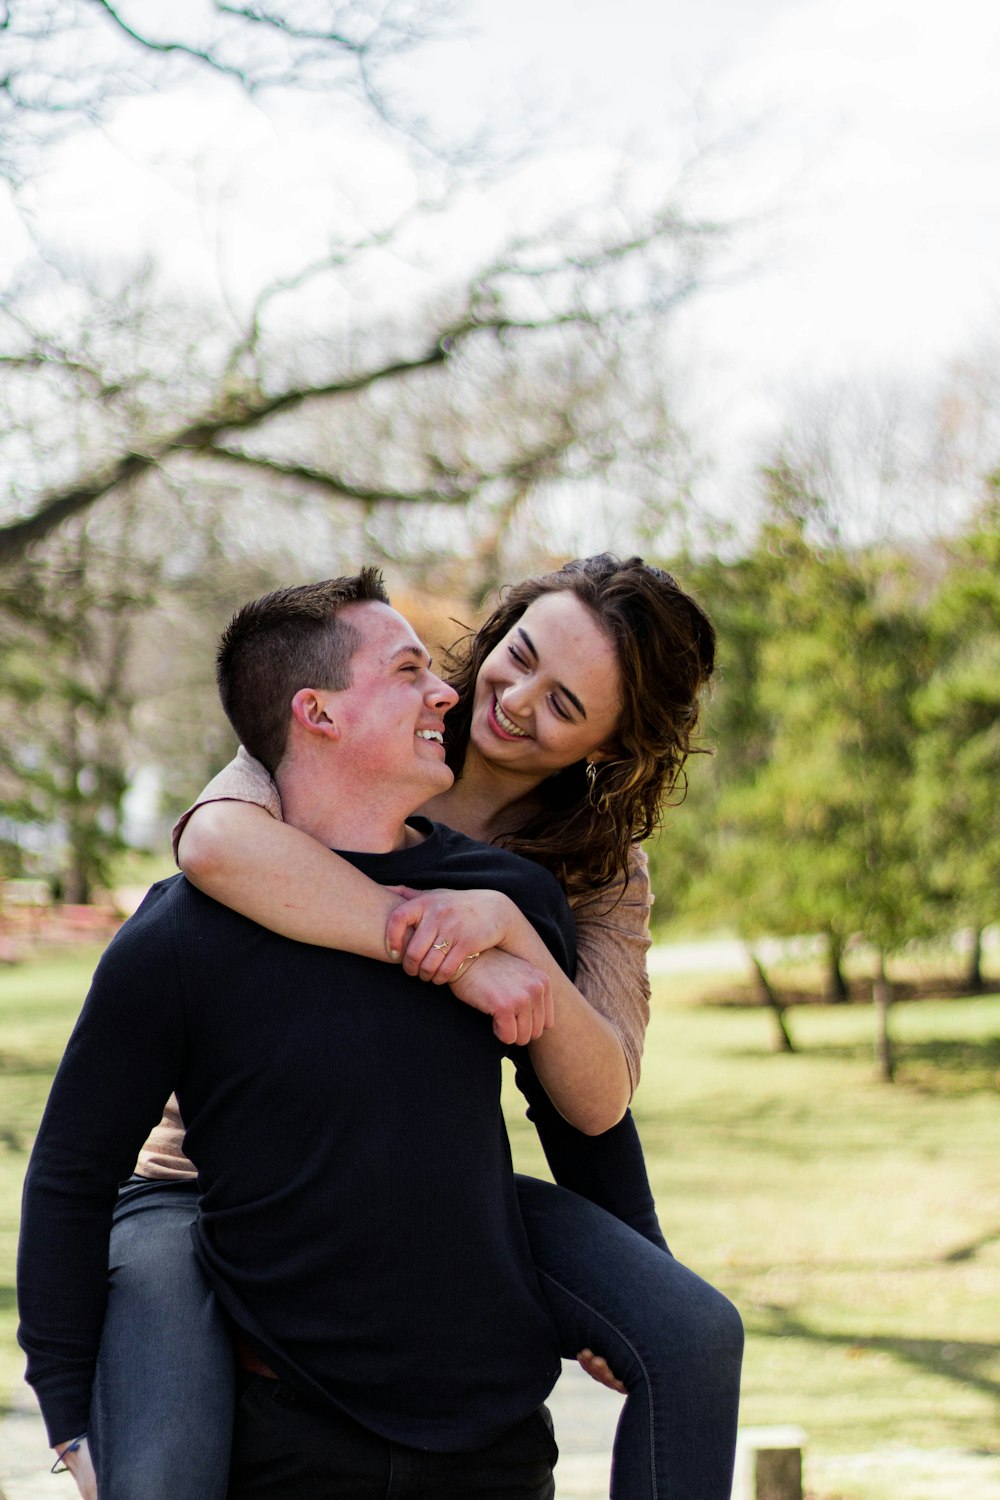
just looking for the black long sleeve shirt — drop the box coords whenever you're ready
[19,821,578,1450]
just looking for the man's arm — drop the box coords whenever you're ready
[389,887,630,1134]
[17,894,186,1451]
[511,1060,668,1250]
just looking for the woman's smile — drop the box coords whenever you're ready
[490,695,531,740]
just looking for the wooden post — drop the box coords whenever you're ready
[733,1426,806,1500]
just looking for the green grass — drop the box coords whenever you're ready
[3,946,999,1498]
[504,979,1000,1499]
[0,947,107,1398]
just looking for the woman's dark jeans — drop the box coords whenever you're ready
[516,1174,743,1500]
[90,1176,741,1500]
[89,1182,234,1500]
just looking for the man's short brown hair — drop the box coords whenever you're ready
[216,569,389,772]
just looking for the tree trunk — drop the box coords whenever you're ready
[826,932,850,1002]
[62,852,91,906]
[751,952,796,1053]
[873,954,894,1083]
[62,708,91,906]
[966,928,984,994]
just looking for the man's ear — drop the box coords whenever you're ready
[290,688,341,741]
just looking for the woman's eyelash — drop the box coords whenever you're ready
[507,645,573,720]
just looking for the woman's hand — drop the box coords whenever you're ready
[447,949,553,1045]
[54,1436,98,1499]
[577,1348,626,1394]
[385,888,519,983]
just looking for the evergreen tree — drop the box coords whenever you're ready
[685,466,934,1072]
[912,494,1000,987]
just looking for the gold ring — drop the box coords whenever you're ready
[431,939,452,954]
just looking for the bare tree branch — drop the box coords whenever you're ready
[204,424,575,509]
[0,336,455,561]
[88,0,355,91]
[202,444,475,507]
[0,0,467,183]
[0,352,124,400]
[3,269,671,564]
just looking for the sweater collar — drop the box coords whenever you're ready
[333,817,446,878]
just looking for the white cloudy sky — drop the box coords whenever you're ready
[5,0,999,532]
[460,0,1000,464]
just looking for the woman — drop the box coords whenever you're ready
[92,555,742,1500]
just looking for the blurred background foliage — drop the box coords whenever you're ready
[0,0,997,986]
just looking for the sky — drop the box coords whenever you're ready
[5,0,1000,537]
[455,0,1000,486]
[463,0,1000,369]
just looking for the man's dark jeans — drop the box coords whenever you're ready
[227,1372,557,1499]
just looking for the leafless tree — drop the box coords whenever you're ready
[1,0,471,183]
[0,0,743,889]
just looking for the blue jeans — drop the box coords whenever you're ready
[515,1175,743,1500]
[91,1177,741,1500]
[89,1181,234,1500]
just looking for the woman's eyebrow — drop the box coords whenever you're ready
[517,626,587,719]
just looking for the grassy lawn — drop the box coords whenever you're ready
[506,972,1000,1499]
[0,948,109,1398]
[2,943,998,1498]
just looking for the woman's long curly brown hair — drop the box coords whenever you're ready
[443,554,716,897]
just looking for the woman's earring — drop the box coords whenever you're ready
[586,760,610,814]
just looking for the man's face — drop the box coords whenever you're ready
[332,601,458,802]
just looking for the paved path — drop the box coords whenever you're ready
[1,1361,619,1500]
[0,1379,53,1500]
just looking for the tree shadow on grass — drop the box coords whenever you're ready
[747,1306,1000,1403]
[798,1035,1000,1096]
[940,1222,1000,1264]
[709,979,1000,1007]
[637,1094,901,1162]
[709,1222,1000,1276]
[714,1032,1000,1097]
[0,1051,60,1077]
[893,1036,1000,1095]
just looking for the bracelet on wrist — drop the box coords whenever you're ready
[51,1434,86,1474]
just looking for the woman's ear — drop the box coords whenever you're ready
[290,688,341,741]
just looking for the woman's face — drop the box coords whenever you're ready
[469,591,623,783]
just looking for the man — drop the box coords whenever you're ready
[18,570,577,1497]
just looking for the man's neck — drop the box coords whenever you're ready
[276,770,422,855]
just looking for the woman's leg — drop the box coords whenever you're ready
[89,1182,234,1500]
[515,1175,743,1500]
